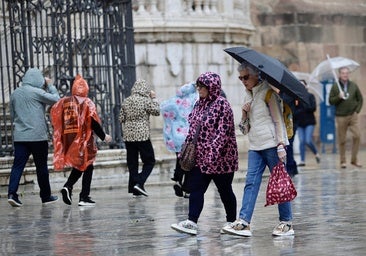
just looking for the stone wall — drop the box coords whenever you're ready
[250,0,366,145]
[133,0,366,148]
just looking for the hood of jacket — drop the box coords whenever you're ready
[72,74,89,97]
[176,82,196,98]
[196,71,221,102]
[22,68,45,89]
[131,79,151,97]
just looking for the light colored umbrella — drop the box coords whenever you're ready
[309,55,360,100]
[310,56,360,81]
[291,71,323,101]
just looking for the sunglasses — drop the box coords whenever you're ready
[238,74,250,81]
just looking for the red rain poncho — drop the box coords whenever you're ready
[51,75,101,171]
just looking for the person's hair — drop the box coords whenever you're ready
[338,67,350,73]
[196,80,206,88]
[237,62,259,76]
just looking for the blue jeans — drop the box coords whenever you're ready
[239,148,293,223]
[8,141,52,201]
[297,125,318,162]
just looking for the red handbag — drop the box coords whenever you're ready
[265,162,297,206]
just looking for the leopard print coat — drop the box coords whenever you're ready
[185,72,238,174]
[119,79,160,142]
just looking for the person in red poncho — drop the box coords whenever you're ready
[50,75,112,206]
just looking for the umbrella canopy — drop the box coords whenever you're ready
[310,56,360,82]
[224,46,310,104]
[291,71,323,102]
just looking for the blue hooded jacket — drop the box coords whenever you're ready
[160,82,198,152]
[10,68,60,141]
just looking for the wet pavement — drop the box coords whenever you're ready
[1,152,366,256]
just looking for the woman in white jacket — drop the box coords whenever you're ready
[222,62,294,237]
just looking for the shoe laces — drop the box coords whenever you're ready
[275,222,292,232]
[232,220,249,230]
[181,220,197,229]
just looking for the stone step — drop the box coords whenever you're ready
[0,148,178,187]
[0,130,249,189]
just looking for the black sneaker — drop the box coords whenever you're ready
[133,184,148,197]
[61,187,72,205]
[8,194,23,207]
[42,195,59,205]
[173,183,183,197]
[78,197,96,206]
[315,155,321,164]
[132,189,143,198]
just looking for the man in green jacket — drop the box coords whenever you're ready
[329,67,363,169]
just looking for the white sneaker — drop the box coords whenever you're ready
[220,222,233,234]
[272,222,295,236]
[222,219,252,237]
[171,220,198,235]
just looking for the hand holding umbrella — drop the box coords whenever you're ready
[310,55,360,100]
[326,54,349,100]
[224,46,310,105]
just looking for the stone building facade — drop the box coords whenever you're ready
[133,0,366,148]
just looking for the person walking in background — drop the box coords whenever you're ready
[171,71,238,235]
[51,75,112,207]
[295,80,320,167]
[277,91,298,177]
[223,62,294,237]
[262,85,299,178]
[329,67,363,169]
[7,68,60,207]
[160,82,198,198]
[119,79,160,197]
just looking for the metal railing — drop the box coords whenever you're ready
[0,0,136,156]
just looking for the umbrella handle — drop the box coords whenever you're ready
[326,54,348,100]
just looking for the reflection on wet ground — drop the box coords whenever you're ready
[1,154,366,255]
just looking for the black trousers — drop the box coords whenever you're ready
[286,133,298,177]
[188,166,236,223]
[9,141,51,201]
[125,140,155,193]
[64,165,94,200]
[172,153,190,193]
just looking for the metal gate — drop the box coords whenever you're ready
[0,0,136,156]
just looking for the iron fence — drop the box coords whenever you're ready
[0,0,136,156]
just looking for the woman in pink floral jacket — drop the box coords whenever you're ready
[171,71,238,235]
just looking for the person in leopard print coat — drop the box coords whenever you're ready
[119,79,160,197]
[171,71,238,235]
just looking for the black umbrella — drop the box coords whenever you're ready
[224,46,310,104]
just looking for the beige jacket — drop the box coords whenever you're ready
[119,79,160,142]
[239,81,289,150]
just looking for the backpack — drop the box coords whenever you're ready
[265,89,294,139]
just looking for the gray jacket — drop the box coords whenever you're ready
[10,68,60,142]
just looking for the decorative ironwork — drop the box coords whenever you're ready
[0,0,136,155]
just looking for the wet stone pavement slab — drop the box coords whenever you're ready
[1,162,366,255]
